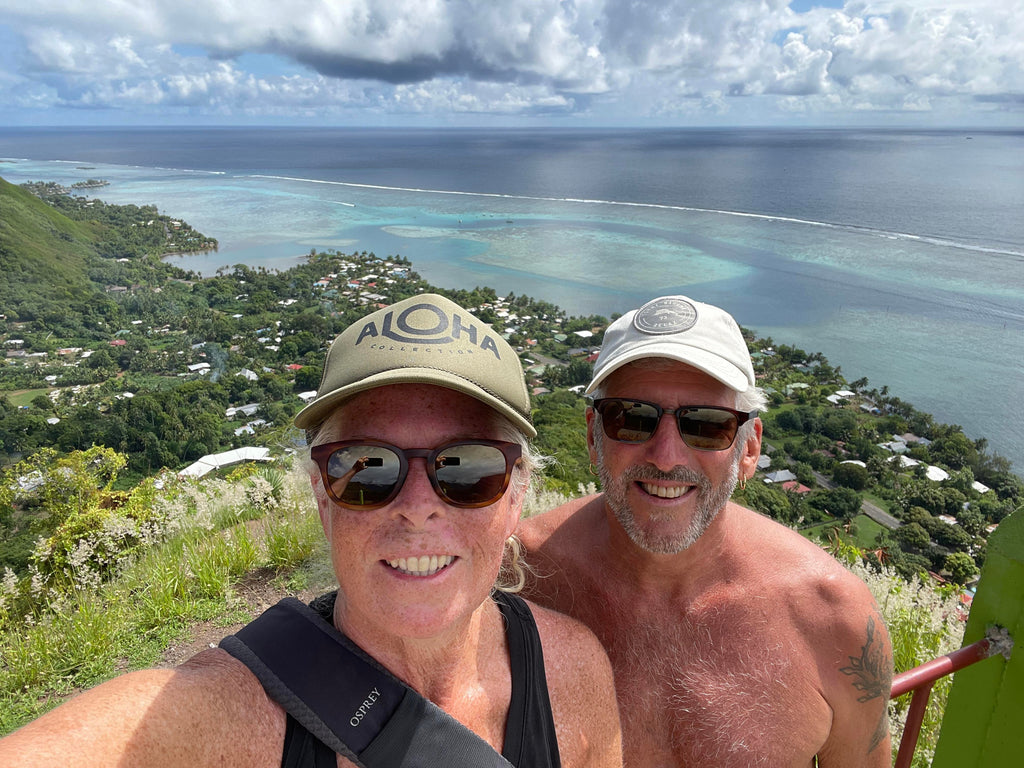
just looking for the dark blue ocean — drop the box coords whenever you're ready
[1,127,1023,472]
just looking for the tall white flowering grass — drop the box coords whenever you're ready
[847,560,966,767]
[0,461,326,734]
[522,481,597,518]
[2,462,970,766]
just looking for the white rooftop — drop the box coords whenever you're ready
[178,447,273,478]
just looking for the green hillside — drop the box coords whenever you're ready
[0,176,101,321]
[0,177,216,340]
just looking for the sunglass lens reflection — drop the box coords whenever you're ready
[327,445,401,507]
[325,443,511,508]
[677,408,738,450]
[434,444,508,506]
[602,401,659,443]
[600,401,740,450]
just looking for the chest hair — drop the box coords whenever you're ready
[590,590,817,767]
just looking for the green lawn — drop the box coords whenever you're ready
[801,513,886,550]
[6,388,49,408]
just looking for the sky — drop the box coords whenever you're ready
[0,0,1022,128]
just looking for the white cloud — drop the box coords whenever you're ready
[391,79,575,115]
[0,0,1020,124]
[770,33,833,95]
[23,29,85,72]
[804,3,1024,98]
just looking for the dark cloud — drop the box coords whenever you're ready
[289,43,535,86]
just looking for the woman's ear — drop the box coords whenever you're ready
[585,406,599,465]
[308,469,332,536]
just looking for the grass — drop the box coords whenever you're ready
[801,513,886,550]
[0,468,969,767]
[864,489,896,512]
[0,462,331,735]
[5,389,49,408]
[850,513,886,548]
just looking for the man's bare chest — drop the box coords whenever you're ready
[571,588,829,767]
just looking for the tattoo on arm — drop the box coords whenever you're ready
[839,613,893,753]
[869,707,890,754]
[839,615,890,701]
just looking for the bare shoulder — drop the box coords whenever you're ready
[730,504,882,627]
[0,649,285,768]
[518,494,605,572]
[731,503,864,580]
[518,496,606,610]
[170,648,289,758]
[519,494,599,547]
[528,597,613,668]
[814,568,894,765]
[727,505,893,764]
[525,599,623,768]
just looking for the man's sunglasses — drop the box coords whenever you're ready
[592,398,757,451]
[310,439,522,510]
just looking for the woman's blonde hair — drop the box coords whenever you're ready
[493,419,547,593]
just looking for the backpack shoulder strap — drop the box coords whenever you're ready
[220,597,515,768]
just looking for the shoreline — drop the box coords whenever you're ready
[1,142,1021,473]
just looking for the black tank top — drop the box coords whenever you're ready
[280,590,561,768]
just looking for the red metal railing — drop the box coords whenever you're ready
[888,635,1001,768]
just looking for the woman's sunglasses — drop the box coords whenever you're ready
[310,439,522,510]
[592,398,757,451]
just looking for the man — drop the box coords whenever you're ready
[520,295,892,768]
[0,294,622,768]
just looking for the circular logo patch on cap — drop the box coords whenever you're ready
[633,297,698,335]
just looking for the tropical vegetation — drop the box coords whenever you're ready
[2,176,1019,765]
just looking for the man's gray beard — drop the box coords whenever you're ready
[595,436,740,555]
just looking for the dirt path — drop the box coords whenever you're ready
[155,572,324,669]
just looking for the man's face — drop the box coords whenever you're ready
[309,383,522,647]
[588,361,759,555]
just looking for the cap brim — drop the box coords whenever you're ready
[294,367,537,438]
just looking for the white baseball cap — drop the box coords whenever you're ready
[586,295,755,394]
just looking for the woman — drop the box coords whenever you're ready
[0,294,622,768]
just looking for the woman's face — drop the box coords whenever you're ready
[310,383,522,648]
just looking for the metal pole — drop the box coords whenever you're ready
[890,636,999,767]
[894,681,935,768]
[890,638,992,698]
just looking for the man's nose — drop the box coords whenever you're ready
[643,412,693,471]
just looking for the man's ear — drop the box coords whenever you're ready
[738,417,763,480]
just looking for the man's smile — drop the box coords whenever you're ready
[638,482,694,500]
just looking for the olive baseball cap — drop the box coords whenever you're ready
[294,294,535,437]
[587,295,755,394]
